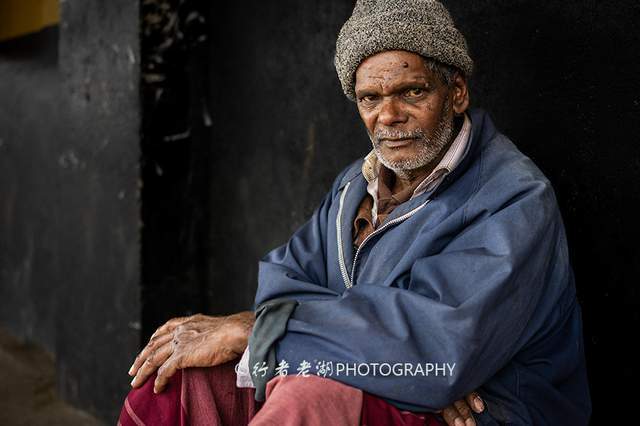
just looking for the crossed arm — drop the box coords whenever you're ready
[127,169,556,424]
[128,311,485,426]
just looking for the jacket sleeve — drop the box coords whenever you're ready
[266,177,569,411]
[253,167,352,307]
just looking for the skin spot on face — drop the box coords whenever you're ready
[424,100,436,112]
[402,62,409,68]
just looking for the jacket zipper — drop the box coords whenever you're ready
[336,181,352,288]
[336,180,431,289]
[348,200,430,287]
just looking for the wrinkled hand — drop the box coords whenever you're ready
[438,391,485,426]
[128,311,254,393]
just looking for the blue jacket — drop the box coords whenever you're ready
[253,109,591,425]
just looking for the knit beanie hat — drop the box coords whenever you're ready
[335,0,473,101]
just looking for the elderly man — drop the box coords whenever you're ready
[122,0,591,425]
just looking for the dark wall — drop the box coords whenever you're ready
[0,28,61,354]
[205,1,640,423]
[138,0,213,341]
[0,0,140,422]
[445,2,640,424]
[207,0,366,315]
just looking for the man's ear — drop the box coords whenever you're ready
[451,73,470,114]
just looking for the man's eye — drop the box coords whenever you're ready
[405,88,425,97]
[360,95,378,103]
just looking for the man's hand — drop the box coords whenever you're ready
[439,392,485,426]
[128,311,254,393]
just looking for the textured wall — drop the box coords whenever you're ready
[206,0,366,315]
[206,1,640,423]
[139,0,213,341]
[0,0,140,422]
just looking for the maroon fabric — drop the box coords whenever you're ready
[361,392,445,426]
[180,364,262,425]
[119,363,445,425]
[119,361,260,426]
[119,369,184,426]
[250,374,363,426]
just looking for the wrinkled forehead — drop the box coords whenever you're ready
[355,50,437,91]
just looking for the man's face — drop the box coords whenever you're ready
[354,50,468,174]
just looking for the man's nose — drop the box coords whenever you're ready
[377,97,408,127]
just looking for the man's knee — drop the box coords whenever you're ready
[265,374,353,399]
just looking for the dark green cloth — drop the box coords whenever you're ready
[248,298,298,401]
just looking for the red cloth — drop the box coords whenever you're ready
[119,362,260,426]
[119,362,445,425]
[360,393,444,426]
[250,374,363,426]
[119,369,184,426]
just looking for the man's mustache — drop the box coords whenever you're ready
[372,129,426,143]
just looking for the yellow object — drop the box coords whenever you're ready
[0,0,60,42]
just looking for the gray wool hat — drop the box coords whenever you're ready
[335,0,473,101]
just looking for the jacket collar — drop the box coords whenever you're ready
[335,108,494,281]
[337,108,495,233]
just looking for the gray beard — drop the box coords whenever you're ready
[369,109,454,178]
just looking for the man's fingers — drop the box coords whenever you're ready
[128,333,173,376]
[150,316,190,340]
[453,400,475,426]
[153,354,183,394]
[441,405,465,426]
[130,343,173,388]
[465,392,485,413]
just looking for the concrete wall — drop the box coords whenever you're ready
[0,0,140,421]
[206,1,366,315]
[139,0,213,341]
